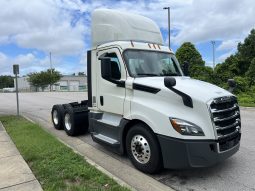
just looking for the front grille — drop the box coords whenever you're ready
[210,96,241,152]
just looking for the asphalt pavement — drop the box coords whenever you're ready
[0,92,254,191]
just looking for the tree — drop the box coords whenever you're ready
[78,72,85,76]
[246,58,255,87]
[194,66,214,83]
[46,69,62,91]
[176,42,209,80]
[176,42,205,66]
[237,29,255,75]
[28,69,61,91]
[214,54,240,86]
[214,29,255,90]
[0,76,14,89]
[233,76,249,93]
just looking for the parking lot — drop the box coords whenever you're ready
[0,92,254,191]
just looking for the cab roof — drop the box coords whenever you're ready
[96,41,174,54]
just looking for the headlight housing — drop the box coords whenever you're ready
[170,118,204,136]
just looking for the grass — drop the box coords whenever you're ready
[0,116,129,191]
[237,92,255,107]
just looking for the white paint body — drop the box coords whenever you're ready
[89,40,233,141]
[83,9,241,170]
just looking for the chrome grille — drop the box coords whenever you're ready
[210,96,241,152]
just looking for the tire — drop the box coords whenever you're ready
[63,104,88,136]
[51,104,65,130]
[126,123,162,174]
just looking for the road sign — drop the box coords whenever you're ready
[13,64,19,75]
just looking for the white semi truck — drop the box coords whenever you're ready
[51,9,241,173]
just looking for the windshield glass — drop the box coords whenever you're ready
[123,50,183,77]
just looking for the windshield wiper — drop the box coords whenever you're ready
[136,73,159,77]
[161,73,181,77]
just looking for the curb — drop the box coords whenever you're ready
[22,115,137,191]
[240,106,255,109]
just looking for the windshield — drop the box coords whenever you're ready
[123,50,183,77]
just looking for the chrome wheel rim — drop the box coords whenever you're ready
[64,113,71,131]
[53,110,58,125]
[131,135,151,164]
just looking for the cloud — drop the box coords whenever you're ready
[218,50,235,62]
[0,51,50,75]
[0,52,8,63]
[0,51,86,76]
[0,0,89,55]
[79,52,87,74]
[217,39,241,51]
[171,0,255,45]
[1,0,255,75]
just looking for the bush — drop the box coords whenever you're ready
[233,76,249,93]
[237,89,255,107]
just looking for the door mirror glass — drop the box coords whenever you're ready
[99,53,121,81]
[110,60,121,79]
[182,61,189,76]
[100,57,112,80]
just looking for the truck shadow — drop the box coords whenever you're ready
[152,157,238,190]
[78,134,243,191]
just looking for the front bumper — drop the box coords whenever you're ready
[157,133,241,169]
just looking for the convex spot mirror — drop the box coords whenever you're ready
[164,77,176,88]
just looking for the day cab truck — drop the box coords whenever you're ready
[51,9,241,174]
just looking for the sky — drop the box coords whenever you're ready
[0,0,255,76]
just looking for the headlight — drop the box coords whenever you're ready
[170,118,204,136]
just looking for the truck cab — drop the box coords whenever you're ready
[52,9,241,174]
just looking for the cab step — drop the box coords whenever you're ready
[92,133,120,147]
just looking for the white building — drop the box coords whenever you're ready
[14,75,87,92]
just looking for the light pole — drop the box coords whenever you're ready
[50,52,52,74]
[49,52,53,91]
[163,7,170,48]
[211,41,216,70]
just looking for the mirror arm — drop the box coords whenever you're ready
[107,78,125,88]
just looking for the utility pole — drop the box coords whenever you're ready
[211,41,216,70]
[163,7,170,48]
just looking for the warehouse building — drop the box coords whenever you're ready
[14,75,87,92]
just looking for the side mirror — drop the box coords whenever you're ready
[164,77,176,88]
[182,61,189,76]
[228,79,236,93]
[99,57,111,80]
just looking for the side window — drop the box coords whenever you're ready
[102,52,121,80]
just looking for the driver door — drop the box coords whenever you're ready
[96,48,126,115]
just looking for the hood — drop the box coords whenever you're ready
[133,76,232,103]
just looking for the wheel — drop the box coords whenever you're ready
[126,123,162,174]
[63,104,79,136]
[63,104,89,136]
[51,105,65,130]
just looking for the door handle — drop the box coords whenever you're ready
[100,96,104,106]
